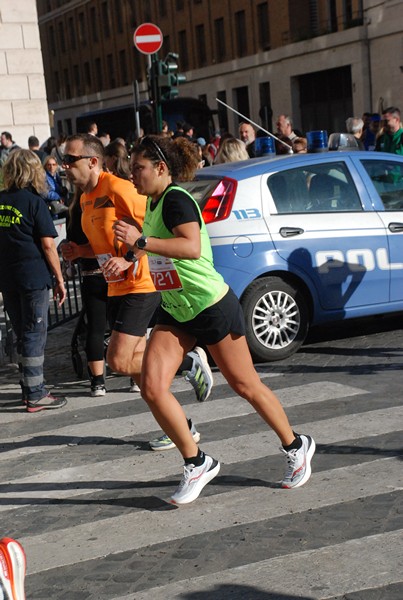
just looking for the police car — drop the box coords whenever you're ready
[182,150,403,361]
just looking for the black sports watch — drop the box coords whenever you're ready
[135,236,148,250]
[123,250,138,263]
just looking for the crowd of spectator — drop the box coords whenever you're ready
[0,104,402,202]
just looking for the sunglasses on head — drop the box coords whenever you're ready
[139,137,170,169]
[62,154,96,165]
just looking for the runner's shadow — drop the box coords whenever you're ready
[184,586,313,599]
[316,442,403,459]
[0,434,149,452]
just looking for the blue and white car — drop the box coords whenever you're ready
[182,151,403,361]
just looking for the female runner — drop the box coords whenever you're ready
[114,135,315,504]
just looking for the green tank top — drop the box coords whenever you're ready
[142,185,228,322]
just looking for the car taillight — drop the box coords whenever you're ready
[201,178,237,224]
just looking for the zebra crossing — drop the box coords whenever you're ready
[0,368,402,599]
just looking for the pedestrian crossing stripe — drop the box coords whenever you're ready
[1,377,401,598]
[1,404,402,512]
[18,457,402,574]
[0,381,367,446]
[113,530,403,600]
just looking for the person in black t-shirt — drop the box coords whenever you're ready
[0,149,67,412]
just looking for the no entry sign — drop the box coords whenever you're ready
[134,23,163,55]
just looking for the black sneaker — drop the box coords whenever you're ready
[26,393,67,413]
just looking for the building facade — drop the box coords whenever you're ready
[36,0,403,140]
[0,0,50,147]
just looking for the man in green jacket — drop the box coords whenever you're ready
[375,106,403,155]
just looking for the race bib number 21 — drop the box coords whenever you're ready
[148,256,182,291]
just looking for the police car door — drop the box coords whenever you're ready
[360,157,403,303]
[264,158,390,312]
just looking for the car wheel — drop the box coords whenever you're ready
[241,277,309,362]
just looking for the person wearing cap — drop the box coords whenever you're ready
[183,123,195,142]
[362,113,381,151]
[196,137,212,167]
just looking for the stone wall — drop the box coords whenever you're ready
[0,0,50,148]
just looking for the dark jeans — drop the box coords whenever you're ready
[3,287,49,401]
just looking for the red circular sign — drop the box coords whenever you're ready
[134,23,163,55]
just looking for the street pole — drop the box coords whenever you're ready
[149,54,162,134]
[132,80,140,137]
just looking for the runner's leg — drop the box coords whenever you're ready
[208,333,295,446]
[141,325,198,458]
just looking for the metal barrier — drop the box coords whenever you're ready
[48,270,83,329]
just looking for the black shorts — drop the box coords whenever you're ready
[155,287,246,346]
[107,292,161,336]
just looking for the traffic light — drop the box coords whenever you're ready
[157,53,186,100]
[148,53,186,132]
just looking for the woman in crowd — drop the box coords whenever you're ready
[103,139,139,391]
[103,140,132,181]
[214,137,249,164]
[292,137,308,154]
[51,132,67,166]
[42,155,69,217]
[43,135,57,156]
[0,150,67,411]
[113,135,316,504]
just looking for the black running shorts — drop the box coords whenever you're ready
[155,287,246,346]
[107,292,161,336]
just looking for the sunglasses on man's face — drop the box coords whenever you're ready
[62,154,96,165]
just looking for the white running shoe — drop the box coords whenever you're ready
[183,346,213,402]
[0,537,26,600]
[281,434,316,489]
[129,378,140,393]
[171,453,220,505]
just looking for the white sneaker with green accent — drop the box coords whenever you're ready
[183,346,213,402]
[149,419,201,451]
[171,453,220,505]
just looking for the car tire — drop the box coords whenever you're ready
[241,276,309,362]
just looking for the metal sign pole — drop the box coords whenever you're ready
[132,80,141,137]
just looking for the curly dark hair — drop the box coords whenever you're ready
[132,134,199,182]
